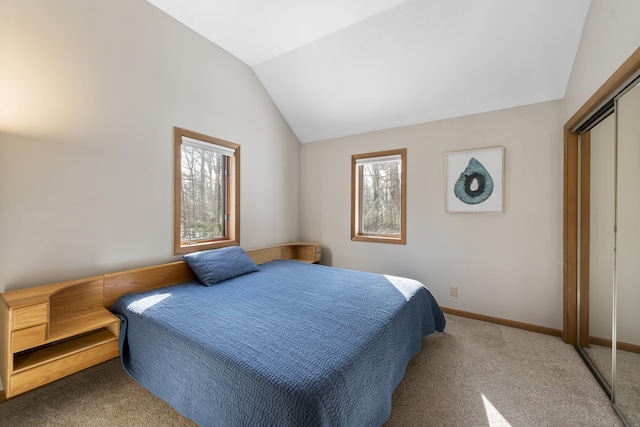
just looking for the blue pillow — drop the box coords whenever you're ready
[183,246,259,286]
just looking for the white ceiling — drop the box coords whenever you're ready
[146,0,591,143]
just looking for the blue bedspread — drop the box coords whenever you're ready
[112,260,445,427]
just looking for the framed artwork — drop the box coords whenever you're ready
[445,146,504,213]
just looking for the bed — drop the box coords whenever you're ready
[111,245,445,427]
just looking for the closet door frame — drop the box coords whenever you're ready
[579,131,591,349]
[563,47,640,345]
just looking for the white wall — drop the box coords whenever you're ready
[564,0,640,121]
[0,0,300,293]
[301,101,564,330]
[2,0,636,345]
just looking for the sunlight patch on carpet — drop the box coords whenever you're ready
[482,394,512,427]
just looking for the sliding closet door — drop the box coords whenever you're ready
[614,81,640,425]
[584,115,615,389]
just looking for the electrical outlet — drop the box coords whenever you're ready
[450,286,458,297]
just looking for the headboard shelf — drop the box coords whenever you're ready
[103,261,196,309]
[248,242,321,265]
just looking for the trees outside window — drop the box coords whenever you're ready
[351,149,406,244]
[174,127,239,254]
[180,144,226,241]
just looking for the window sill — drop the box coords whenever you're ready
[174,239,239,255]
[351,235,406,245]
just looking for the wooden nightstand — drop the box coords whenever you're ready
[0,277,120,398]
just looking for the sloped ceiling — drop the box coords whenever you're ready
[146,0,591,143]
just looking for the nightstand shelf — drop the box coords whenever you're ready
[49,308,119,342]
[1,278,120,398]
[247,242,321,265]
[13,328,117,373]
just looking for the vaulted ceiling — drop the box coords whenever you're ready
[146,0,591,143]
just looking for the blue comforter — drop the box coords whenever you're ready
[112,260,445,427]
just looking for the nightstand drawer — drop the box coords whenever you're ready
[12,324,47,352]
[13,303,48,330]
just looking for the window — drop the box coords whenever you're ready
[351,149,406,244]
[174,127,240,254]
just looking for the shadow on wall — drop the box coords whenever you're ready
[320,248,333,266]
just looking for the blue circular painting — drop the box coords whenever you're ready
[453,158,494,205]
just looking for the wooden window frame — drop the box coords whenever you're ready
[173,127,240,255]
[351,148,407,244]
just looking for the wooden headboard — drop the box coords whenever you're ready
[1,243,320,312]
[103,242,321,308]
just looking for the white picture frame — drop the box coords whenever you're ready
[445,146,504,213]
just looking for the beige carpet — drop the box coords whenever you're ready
[585,344,640,426]
[385,315,623,427]
[0,315,624,426]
